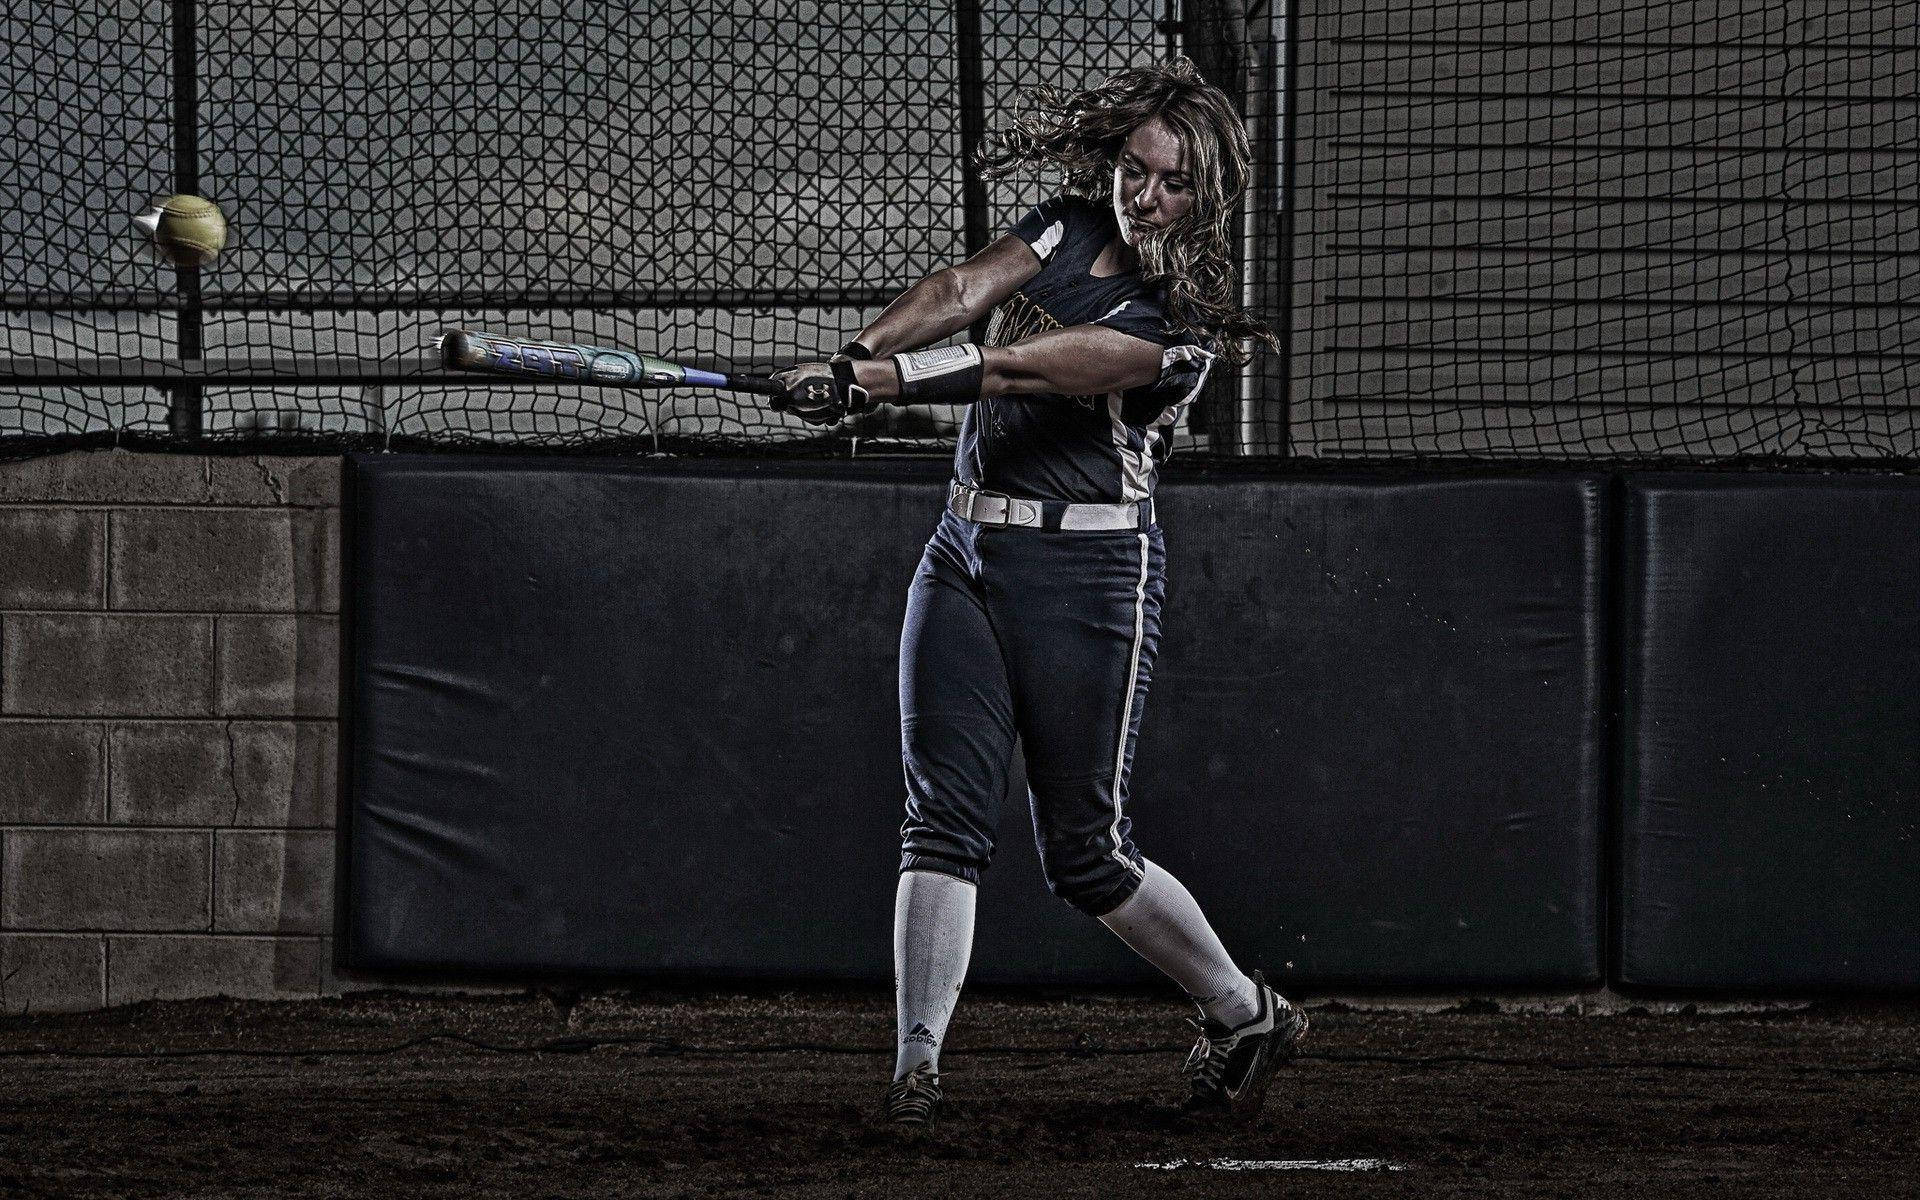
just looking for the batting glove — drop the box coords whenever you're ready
[771,360,873,426]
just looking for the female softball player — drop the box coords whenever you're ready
[774,57,1305,1127]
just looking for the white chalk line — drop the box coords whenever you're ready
[1135,1157,1409,1172]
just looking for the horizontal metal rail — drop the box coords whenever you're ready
[0,289,905,315]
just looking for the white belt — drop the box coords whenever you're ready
[947,481,1153,532]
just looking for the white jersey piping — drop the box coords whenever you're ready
[1107,394,1153,502]
[1108,531,1151,880]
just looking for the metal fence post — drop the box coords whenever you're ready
[954,0,992,345]
[168,0,203,440]
[1182,0,1254,454]
[1271,0,1297,457]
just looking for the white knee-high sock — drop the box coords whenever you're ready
[893,869,977,1080]
[1098,859,1260,1027]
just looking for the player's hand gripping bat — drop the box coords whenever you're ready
[439,330,783,397]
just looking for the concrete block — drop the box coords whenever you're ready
[0,934,105,1013]
[0,509,105,609]
[109,720,336,827]
[0,722,106,822]
[107,722,234,825]
[108,934,323,1004]
[214,831,334,934]
[0,451,219,506]
[207,457,341,507]
[214,615,338,717]
[0,451,340,507]
[302,509,341,613]
[109,508,338,613]
[319,936,347,997]
[2,829,209,930]
[232,721,337,828]
[1,614,213,716]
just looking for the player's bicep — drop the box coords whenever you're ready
[943,233,1046,319]
[984,324,1165,397]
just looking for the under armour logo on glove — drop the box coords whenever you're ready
[770,360,875,426]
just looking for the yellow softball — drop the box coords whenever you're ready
[152,194,228,268]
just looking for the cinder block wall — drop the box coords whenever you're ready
[1,451,342,1013]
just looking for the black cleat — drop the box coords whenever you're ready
[1180,970,1308,1116]
[884,1062,943,1126]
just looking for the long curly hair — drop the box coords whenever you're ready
[977,57,1278,365]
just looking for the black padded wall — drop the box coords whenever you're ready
[1618,475,1920,990]
[344,457,934,979]
[344,456,1607,987]
[1138,475,1608,988]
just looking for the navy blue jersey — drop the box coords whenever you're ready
[954,195,1207,504]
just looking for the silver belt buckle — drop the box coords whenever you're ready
[953,484,1044,529]
[956,483,998,525]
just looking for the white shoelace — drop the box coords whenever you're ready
[1183,1019,1232,1093]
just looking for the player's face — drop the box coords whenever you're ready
[1112,117,1195,245]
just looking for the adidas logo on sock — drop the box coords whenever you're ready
[903,1022,937,1047]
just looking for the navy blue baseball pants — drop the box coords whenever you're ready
[898,507,1166,916]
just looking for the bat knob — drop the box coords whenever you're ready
[438,330,476,370]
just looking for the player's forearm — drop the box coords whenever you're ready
[847,340,1158,405]
[851,269,980,358]
[979,344,1158,398]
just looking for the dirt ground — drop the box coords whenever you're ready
[1,987,1916,1199]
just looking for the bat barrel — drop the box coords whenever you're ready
[438,328,780,396]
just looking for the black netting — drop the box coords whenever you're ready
[3,1,1915,464]
[1287,0,1919,461]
